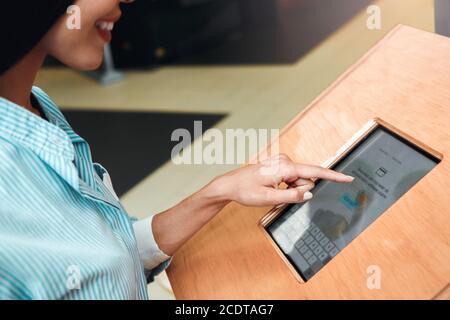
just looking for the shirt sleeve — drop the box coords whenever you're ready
[133,215,172,282]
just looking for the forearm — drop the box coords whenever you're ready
[152,178,230,256]
[150,157,353,257]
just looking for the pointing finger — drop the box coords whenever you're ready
[295,164,354,183]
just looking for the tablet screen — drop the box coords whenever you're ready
[267,125,440,281]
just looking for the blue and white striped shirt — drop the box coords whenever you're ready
[0,87,170,300]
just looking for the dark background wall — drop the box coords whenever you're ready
[111,0,372,68]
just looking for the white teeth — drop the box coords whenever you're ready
[96,21,114,31]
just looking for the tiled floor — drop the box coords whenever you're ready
[35,0,434,299]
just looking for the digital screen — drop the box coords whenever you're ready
[267,126,440,281]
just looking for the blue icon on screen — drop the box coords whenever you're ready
[340,192,368,211]
[340,193,359,210]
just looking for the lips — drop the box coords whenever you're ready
[96,22,113,42]
[95,15,121,43]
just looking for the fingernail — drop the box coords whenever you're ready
[346,175,355,181]
[303,192,313,201]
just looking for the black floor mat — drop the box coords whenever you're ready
[63,110,226,196]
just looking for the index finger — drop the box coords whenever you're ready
[295,164,354,183]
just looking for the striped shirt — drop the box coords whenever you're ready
[0,87,170,300]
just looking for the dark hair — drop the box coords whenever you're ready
[0,0,74,75]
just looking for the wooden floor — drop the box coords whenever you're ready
[35,0,435,299]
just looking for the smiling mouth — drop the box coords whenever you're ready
[95,15,121,43]
[96,21,115,31]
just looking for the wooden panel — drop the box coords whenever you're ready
[433,283,450,300]
[166,25,450,299]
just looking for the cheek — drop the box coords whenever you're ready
[40,0,119,71]
[48,25,105,71]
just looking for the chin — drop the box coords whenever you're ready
[82,59,104,71]
[81,56,104,71]
[68,49,105,71]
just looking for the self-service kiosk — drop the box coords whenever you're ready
[167,25,450,300]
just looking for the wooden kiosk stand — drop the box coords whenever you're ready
[166,25,450,299]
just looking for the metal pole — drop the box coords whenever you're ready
[85,44,124,85]
[436,0,450,36]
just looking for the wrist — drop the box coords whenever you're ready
[202,175,232,208]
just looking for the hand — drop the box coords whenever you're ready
[214,154,354,207]
[152,154,354,256]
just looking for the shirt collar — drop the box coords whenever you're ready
[31,86,86,144]
[0,87,83,191]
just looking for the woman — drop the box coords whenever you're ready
[0,0,353,299]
